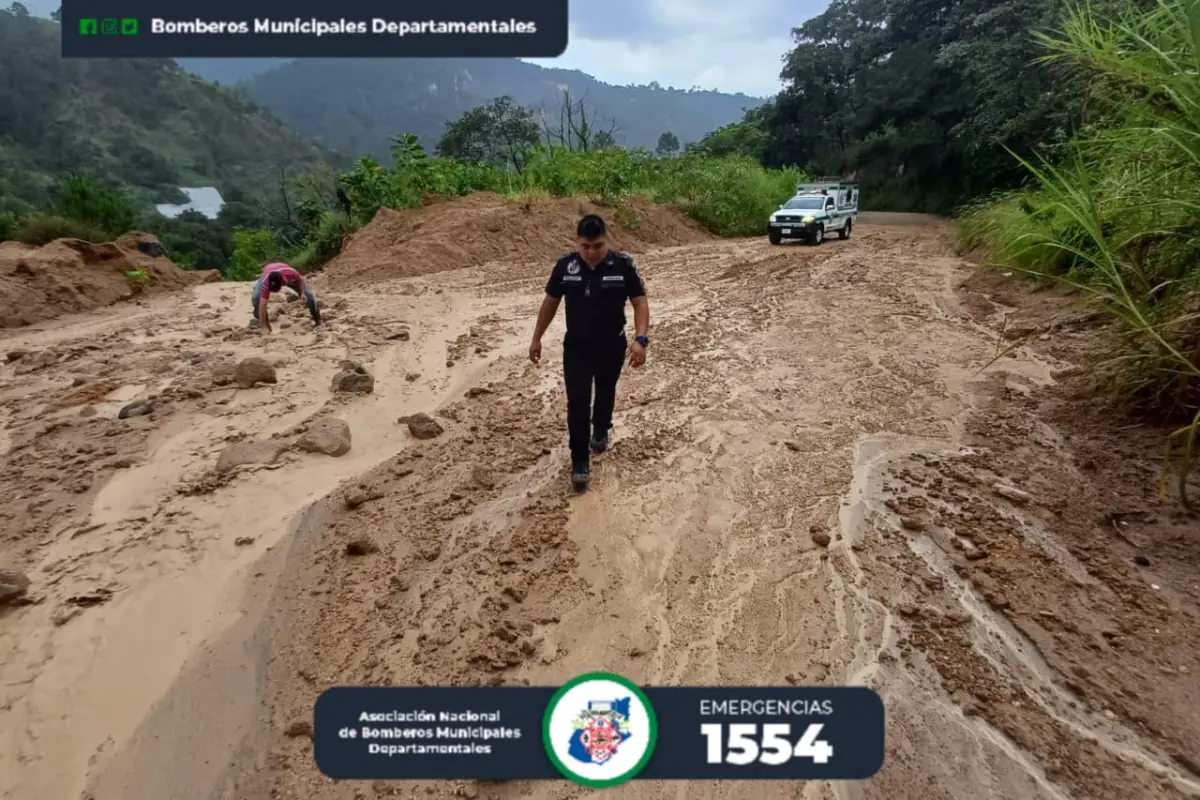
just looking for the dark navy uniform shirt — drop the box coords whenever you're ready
[545,250,646,341]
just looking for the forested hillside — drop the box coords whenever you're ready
[694,0,1136,213]
[236,58,763,159]
[176,58,288,86]
[0,8,342,216]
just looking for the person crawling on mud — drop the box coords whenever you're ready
[250,262,321,332]
[529,213,650,492]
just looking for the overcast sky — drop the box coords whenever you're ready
[19,0,827,96]
[526,0,829,97]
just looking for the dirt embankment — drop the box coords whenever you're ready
[0,232,219,328]
[0,202,1197,800]
[322,192,714,288]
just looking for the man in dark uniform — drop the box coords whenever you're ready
[529,214,650,491]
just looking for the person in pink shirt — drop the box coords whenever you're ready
[251,262,321,331]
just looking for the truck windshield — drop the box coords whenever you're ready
[781,197,825,210]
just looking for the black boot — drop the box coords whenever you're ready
[571,460,590,492]
[590,428,610,453]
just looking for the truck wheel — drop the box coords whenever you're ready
[839,220,852,240]
[810,225,824,246]
[768,230,782,245]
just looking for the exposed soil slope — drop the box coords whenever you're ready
[323,192,714,288]
[0,232,219,328]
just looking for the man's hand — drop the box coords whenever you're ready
[628,341,646,368]
[529,337,542,364]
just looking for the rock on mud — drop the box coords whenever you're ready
[216,439,288,473]
[234,357,278,388]
[346,537,380,556]
[297,418,351,456]
[284,719,314,738]
[400,412,443,440]
[331,360,375,393]
[0,568,31,604]
[345,486,385,509]
[118,398,155,419]
[211,362,238,386]
[992,483,1032,505]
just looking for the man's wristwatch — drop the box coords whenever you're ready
[635,335,649,347]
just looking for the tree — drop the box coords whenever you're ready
[50,6,60,21]
[655,131,680,156]
[8,3,29,17]
[687,117,767,160]
[539,89,619,152]
[436,96,539,172]
[753,0,1104,213]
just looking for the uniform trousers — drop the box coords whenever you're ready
[562,333,626,466]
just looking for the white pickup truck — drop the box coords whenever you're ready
[766,180,859,245]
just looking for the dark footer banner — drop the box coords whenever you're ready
[315,673,885,787]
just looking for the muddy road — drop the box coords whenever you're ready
[1,211,1197,800]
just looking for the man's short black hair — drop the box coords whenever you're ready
[267,271,284,291]
[577,214,607,239]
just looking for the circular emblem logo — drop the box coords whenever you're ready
[567,261,581,274]
[542,672,658,788]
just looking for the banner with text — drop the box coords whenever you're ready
[61,0,568,58]
[315,673,885,787]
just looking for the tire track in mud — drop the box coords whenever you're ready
[247,219,1198,800]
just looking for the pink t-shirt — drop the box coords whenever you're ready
[260,263,303,297]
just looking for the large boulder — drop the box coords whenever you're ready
[331,361,375,394]
[297,418,352,456]
[234,357,277,388]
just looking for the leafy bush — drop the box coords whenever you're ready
[52,173,136,237]
[227,228,291,281]
[955,0,1200,504]
[13,213,108,245]
[0,210,18,242]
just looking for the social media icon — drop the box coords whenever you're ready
[100,18,118,34]
[120,18,138,35]
[79,17,98,34]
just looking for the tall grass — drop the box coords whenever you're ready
[955,0,1200,506]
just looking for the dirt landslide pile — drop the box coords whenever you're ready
[322,192,714,287]
[0,232,219,328]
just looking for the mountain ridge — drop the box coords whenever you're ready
[0,10,343,214]
[188,57,767,158]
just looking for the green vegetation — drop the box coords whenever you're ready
[698,0,1125,213]
[955,0,1200,504]
[122,267,150,294]
[4,131,798,285]
[0,8,343,217]
[339,129,801,239]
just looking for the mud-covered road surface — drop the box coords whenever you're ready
[1,211,1197,800]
